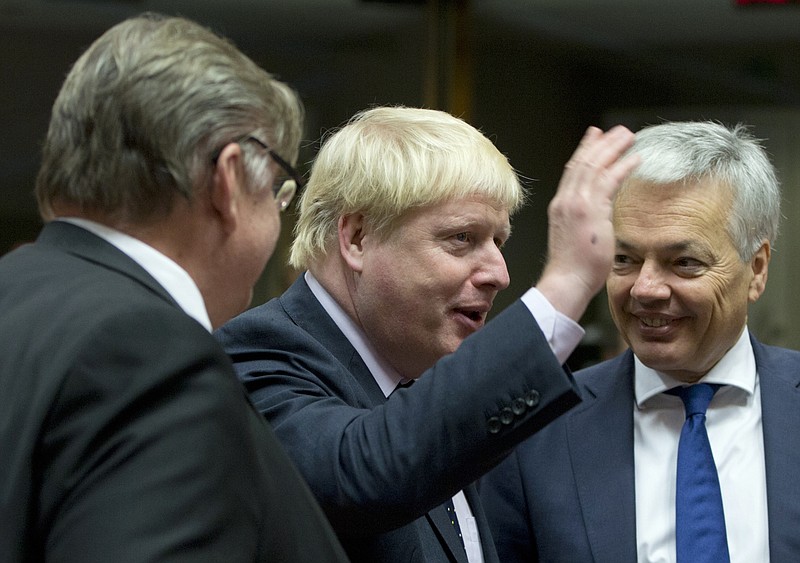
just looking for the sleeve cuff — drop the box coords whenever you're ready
[520,287,585,365]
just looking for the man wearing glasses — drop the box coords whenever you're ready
[211,135,303,213]
[0,13,346,562]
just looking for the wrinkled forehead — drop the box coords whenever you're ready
[617,176,733,208]
[613,178,735,245]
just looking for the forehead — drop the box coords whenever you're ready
[391,194,511,233]
[615,178,731,229]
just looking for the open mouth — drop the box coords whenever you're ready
[455,309,486,324]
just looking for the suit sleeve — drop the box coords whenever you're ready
[37,306,344,563]
[220,298,581,536]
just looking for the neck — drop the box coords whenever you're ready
[309,256,361,328]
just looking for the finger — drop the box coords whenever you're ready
[563,127,635,198]
[563,127,603,171]
[583,126,635,171]
[603,152,641,191]
[562,126,633,186]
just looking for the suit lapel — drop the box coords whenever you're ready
[279,276,385,406]
[752,337,800,560]
[426,503,469,563]
[282,275,474,562]
[567,351,638,562]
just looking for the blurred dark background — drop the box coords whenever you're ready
[4,0,800,360]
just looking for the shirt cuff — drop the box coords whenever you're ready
[520,287,585,365]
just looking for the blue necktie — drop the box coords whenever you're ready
[667,383,730,563]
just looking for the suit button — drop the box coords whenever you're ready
[525,390,540,408]
[499,407,514,425]
[487,416,502,434]
[512,397,526,415]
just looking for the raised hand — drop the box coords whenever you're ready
[535,125,639,321]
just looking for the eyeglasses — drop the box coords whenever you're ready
[211,135,304,212]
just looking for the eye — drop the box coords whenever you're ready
[454,232,471,243]
[675,257,705,274]
[612,253,639,274]
[614,254,632,265]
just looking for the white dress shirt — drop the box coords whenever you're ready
[57,218,212,331]
[306,271,584,563]
[633,327,769,563]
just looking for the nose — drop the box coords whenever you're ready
[630,262,671,302]
[475,244,510,290]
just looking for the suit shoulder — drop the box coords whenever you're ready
[573,353,630,384]
[217,296,287,340]
[756,341,800,361]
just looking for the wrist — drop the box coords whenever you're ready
[534,268,597,322]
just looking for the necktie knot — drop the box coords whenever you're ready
[667,383,721,417]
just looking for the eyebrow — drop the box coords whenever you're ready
[438,214,511,238]
[615,238,704,255]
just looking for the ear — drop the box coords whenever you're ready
[210,142,245,234]
[748,241,770,303]
[338,213,366,273]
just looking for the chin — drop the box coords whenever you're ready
[634,351,687,374]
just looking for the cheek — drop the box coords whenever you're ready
[706,270,747,311]
[606,278,629,313]
[710,281,750,327]
[259,211,281,251]
[243,217,280,284]
[262,227,280,258]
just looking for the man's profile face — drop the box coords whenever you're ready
[607,178,764,383]
[352,194,511,379]
[227,159,284,317]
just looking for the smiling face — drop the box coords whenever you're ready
[607,178,769,383]
[352,195,511,379]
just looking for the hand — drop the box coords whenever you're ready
[535,125,639,321]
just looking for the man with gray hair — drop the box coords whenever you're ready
[217,106,639,562]
[480,121,800,562]
[0,13,347,562]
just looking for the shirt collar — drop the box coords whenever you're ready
[56,217,212,332]
[635,326,756,407]
[305,271,404,398]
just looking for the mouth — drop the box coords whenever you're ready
[632,313,685,336]
[639,316,673,328]
[454,307,489,328]
[460,310,485,322]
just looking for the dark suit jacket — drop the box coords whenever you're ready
[0,222,348,563]
[479,337,800,563]
[216,274,582,563]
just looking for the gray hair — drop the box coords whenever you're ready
[289,106,523,270]
[35,12,304,222]
[627,121,781,261]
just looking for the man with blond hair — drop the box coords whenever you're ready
[218,106,638,562]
